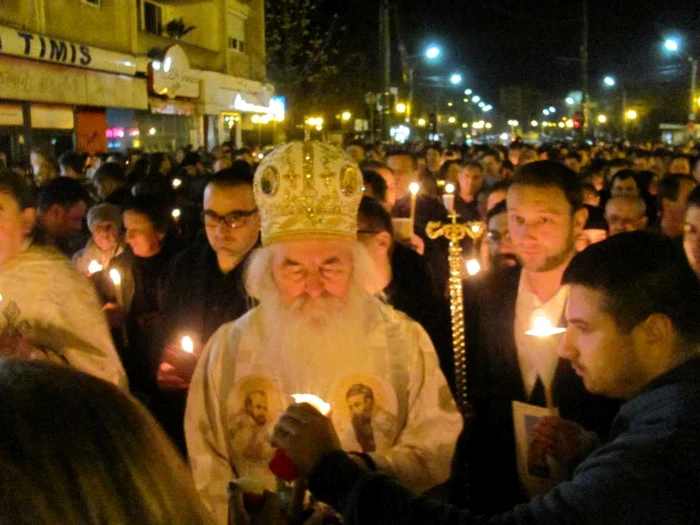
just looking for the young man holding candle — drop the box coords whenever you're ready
[185,142,461,524]
[272,232,700,525]
[0,169,126,388]
[454,161,619,512]
[154,168,260,453]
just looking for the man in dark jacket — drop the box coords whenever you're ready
[273,231,700,525]
[153,167,260,452]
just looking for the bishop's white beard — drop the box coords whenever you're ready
[257,281,373,394]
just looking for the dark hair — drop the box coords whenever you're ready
[438,159,461,179]
[0,360,213,524]
[148,153,170,178]
[486,199,507,222]
[510,160,583,212]
[180,152,201,168]
[360,160,388,172]
[686,185,700,210]
[563,231,700,343]
[461,160,483,172]
[358,196,393,235]
[611,169,638,186]
[658,174,696,202]
[582,183,598,195]
[94,162,126,185]
[0,168,36,209]
[58,151,84,175]
[37,177,90,212]
[424,142,443,155]
[362,170,388,203]
[208,162,253,189]
[584,204,608,231]
[346,383,374,401]
[385,149,416,167]
[122,196,170,233]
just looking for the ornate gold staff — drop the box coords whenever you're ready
[426,213,485,413]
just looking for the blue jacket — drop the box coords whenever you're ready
[309,358,700,524]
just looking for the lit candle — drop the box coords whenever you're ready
[180,335,195,354]
[525,315,567,337]
[443,183,456,213]
[171,208,181,222]
[409,182,420,225]
[465,258,481,276]
[270,394,332,482]
[172,177,182,189]
[291,393,331,416]
[88,260,103,275]
[109,269,123,307]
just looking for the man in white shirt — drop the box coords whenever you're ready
[455,161,619,512]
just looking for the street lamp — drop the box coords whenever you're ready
[597,114,608,124]
[603,76,616,87]
[663,37,698,122]
[565,97,575,105]
[482,105,492,112]
[450,73,463,85]
[464,89,473,95]
[625,109,638,121]
[425,45,441,60]
[472,95,481,103]
[341,111,352,122]
[603,74,628,140]
[395,102,407,114]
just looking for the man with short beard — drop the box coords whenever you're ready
[185,142,461,525]
[455,161,619,513]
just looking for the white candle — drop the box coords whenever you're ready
[172,177,182,189]
[291,393,331,416]
[88,260,103,275]
[443,183,456,213]
[171,208,181,222]
[409,182,420,225]
[109,269,123,307]
[180,335,195,354]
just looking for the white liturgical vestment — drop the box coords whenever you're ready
[0,243,127,388]
[185,298,462,525]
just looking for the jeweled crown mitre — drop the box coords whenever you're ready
[253,141,363,245]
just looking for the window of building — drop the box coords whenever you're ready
[227,12,246,53]
[137,0,164,36]
[81,0,101,6]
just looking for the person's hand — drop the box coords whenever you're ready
[531,416,596,464]
[103,302,125,328]
[228,481,288,525]
[156,344,199,391]
[271,403,341,476]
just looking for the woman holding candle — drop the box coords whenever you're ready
[72,203,125,276]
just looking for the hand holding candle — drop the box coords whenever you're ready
[157,334,199,391]
[171,208,181,222]
[109,269,122,306]
[270,394,335,481]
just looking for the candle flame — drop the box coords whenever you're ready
[180,335,194,354]
[88,260,103,275]
[109,269,121,286]
[409,182,421,196]
[172,178,182,189]
[172,208,181,220]
[525,315,567,337]
[291,394,331,416]
[445,183,456,194]
[466,258,481,276]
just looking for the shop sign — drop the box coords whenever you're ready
[232,94,285,121]
[0,24,143,76]
[0,104,23,126]
[150,45,199,99]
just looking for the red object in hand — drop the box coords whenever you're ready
[269,448,299,482]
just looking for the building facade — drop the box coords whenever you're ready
[0,0,280,165]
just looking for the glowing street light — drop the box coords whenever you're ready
[565,97,575,105]
[341,111,352,121]
[472,95,481,103]
[548,106,556,113]
[448,116,457,124]
[425,45,441,60]
[478,101,485,108]
[417,118,427,126]
[482,105,492,112]
[603,76,616,87]
[625,109,638,121]
[597,114,608,124]
[543,109,551,116]
[664,38,679,52]
[450,73,463,85]
[465,89,473,95]
[395,102,407,114]
[531,120,539,127]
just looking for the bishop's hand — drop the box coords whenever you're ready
[271,403,342,476]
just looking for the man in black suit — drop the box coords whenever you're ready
[453,161,619,512]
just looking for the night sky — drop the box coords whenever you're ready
[332,0,700,121]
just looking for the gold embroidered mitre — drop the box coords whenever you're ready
[253,141,363,245]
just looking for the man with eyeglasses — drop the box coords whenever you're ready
[154,167,260,454]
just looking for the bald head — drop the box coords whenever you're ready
[605,196,647,236]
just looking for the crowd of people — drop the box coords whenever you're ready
[0,135,699,524]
